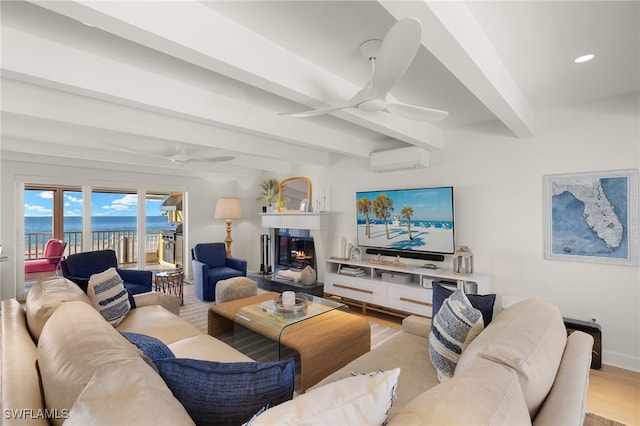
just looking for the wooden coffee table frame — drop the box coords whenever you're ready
[208,292,371,391]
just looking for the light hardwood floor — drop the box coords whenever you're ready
[352,307,640,425]
[587,364,640,425]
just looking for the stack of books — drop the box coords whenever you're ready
[339,265,365,277]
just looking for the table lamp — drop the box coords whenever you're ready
[214,197,243,257]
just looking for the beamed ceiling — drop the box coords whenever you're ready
[1,1,638,175]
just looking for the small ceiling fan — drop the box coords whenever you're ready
[280,17,448,122]
[120,144,235,165]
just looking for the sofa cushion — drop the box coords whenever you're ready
[154,358,294,426]
[37,301,147,426]
[25,276,91,342]
[432,281,496,326]
[116,305,201,345]
[168,334,254,362]
[121,332,175,362]
[247,368,400,426]
[455,298,567,418]
[388,358,531,426]
[87,267,131,326]
[313,330,436,418]
[429,289,484,381]
[64,358,194,426]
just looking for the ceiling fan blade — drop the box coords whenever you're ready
[186,156,235,163]
[279,102,359,118]
[366,17,422,100]
[386,102,449,122]
[118,145,181,158]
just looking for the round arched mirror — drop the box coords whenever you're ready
[277,177,312,212]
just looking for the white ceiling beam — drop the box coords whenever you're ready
[0,138,265,177]
[1,78,325,172]
[30,0,444,150]
[1,111,293,174]
[1,26,376,159]
[380,1,535,138]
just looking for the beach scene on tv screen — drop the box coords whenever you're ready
[356,187,454,254]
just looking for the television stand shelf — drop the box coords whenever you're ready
[323,259,492,318]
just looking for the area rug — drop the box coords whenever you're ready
[583,412,627,426]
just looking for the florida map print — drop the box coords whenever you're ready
[544,170,638,265]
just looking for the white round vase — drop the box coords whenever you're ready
[301,266,316,285]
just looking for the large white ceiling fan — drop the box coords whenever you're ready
[281,17,449,122]
[120,144,234,165]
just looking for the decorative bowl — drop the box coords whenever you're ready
[273,295,308,313]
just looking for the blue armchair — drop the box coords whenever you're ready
[191,243,247,301]
[61,249,152,295]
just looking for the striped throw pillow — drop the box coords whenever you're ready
[428,289,484,382]
[87,267,131,327]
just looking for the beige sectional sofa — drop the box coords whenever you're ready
[314,298,595,425]
[1,277,251,425]
[2,276,593,425]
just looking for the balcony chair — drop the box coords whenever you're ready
[24,239,67,276]
[60,249,152,295]
[191,242,247,301]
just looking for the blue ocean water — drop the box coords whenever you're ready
[25,216,169,233]
[357,219,453,229]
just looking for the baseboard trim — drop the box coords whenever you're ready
[602,351,640,373]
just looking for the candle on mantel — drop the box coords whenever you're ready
[282,291,296,307]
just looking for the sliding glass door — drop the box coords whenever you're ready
[24,185,180,287]
[24,186,82,259]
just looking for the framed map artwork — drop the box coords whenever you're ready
[543,169,638,266]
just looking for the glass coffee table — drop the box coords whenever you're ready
[208,292,370,391]
[234,293,348,358]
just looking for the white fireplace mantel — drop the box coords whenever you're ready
[260,212,329,230]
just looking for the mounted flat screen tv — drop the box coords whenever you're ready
[356,186,455,256]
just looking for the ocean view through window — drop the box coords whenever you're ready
[24,186,173,266]
[25,216,167,262]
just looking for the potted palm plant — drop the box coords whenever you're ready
[257,178,280,212]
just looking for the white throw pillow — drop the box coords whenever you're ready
[246,368,400,426]
[87,267,130,327]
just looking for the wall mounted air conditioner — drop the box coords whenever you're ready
[370,146,430,172]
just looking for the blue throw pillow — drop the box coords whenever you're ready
[121,332,175,361]
[432,281,496,327]
[154,358,294,426]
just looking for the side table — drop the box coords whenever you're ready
[154,270,185,305]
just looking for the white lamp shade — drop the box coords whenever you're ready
[215,198,243,219]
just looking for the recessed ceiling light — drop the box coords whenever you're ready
[574,54,594,64]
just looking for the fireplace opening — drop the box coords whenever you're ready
[275,228,316,272]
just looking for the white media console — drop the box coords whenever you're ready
[324,258,492,318]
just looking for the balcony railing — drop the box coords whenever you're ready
[24,230,162,264]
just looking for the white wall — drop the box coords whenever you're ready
[325,94,640,371]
